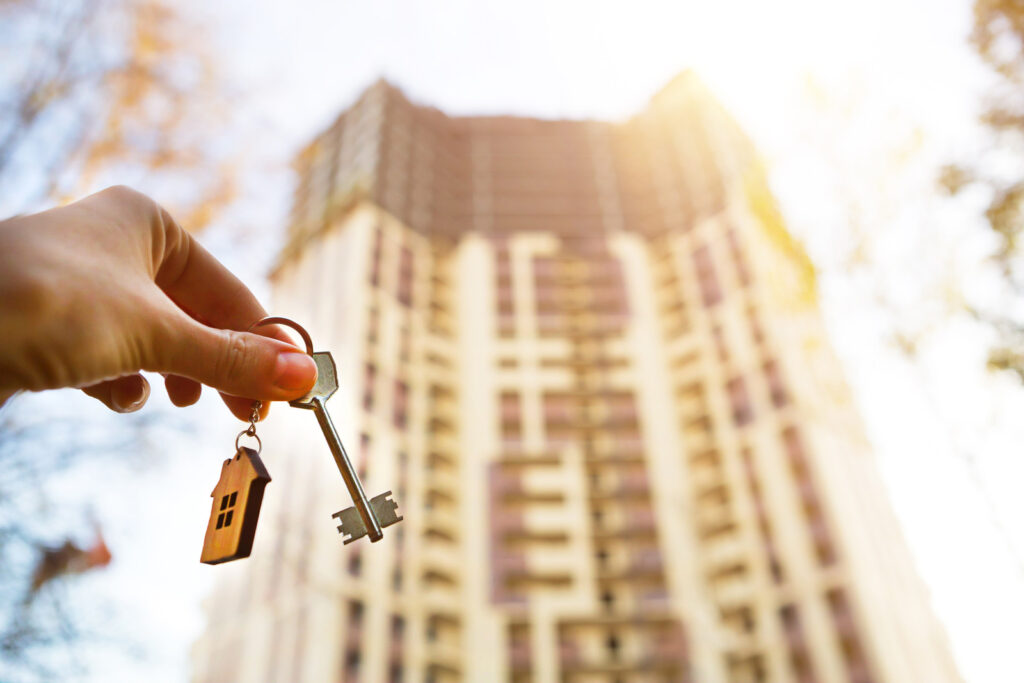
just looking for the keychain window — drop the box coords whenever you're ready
[216,491,238,529]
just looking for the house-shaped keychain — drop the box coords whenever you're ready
[200,447,271,565]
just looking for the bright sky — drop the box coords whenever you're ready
[39,1,1024,682]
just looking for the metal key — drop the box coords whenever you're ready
[252,317,403,544]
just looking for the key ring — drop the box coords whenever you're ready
[235,400,263,454]
[249,316,314,355]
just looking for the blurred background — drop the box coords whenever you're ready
[1,1,1023,682]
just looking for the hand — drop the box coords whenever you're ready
[0,186,317,420]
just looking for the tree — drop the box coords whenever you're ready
[0,1,241,679]
[0,398,183,683]
[943,0,1024,381]
[0,0,237,227]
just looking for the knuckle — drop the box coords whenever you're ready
[102,184,147,207]
[108,184,146,200]
[216,330,251,383]
[101,185,162,227]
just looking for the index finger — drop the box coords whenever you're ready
[152,207,287,342]
[151,206,303,419]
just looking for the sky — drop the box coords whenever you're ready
[9,1,1024,682]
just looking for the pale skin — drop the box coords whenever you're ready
[0,186,318,420]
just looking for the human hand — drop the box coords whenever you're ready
[0,186,317,420]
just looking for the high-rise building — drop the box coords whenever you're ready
[191,74,961,683]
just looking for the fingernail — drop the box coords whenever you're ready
[114,378,149,413]
[274,352,317,392]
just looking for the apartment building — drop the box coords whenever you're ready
[191,73,961,683]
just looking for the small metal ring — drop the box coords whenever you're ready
[235,429,262,455]
[249,316,314,355]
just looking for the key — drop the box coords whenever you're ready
[252,316,403,544]
[294,351,404,543]
[332,490,404,544]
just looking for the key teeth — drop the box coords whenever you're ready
[332,492,404,544]
[370,491,404,528]
[331,507,367,545]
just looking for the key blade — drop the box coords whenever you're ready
[311,397,384,541]
[290,351,339,408]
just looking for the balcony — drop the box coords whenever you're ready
[695,501,734,538]
[424,506,461,540]
[420,549,459,585]
[596,550,664,580]
[426,467,459,499]
[712,577,754,608]
[588,475,650,502]
[592,510,657,541]
[429,433,459,457]
[429,399,458,431]
[691,470,726,497]
[425,661,461,683]
[509,642,532,671]
[701,536,747,573]
[558,652,684,676]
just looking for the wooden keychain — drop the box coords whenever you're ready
[199,401,272,565]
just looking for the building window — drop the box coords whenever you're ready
[349,600,364,626]
[605,632,621,659]
[399,324,411,363]
[392,567,402,591]
[712,325,729,362]
[367,306,379,344]
[782,427,837,566]
[726,228,752,286]
[358,433,371,469]
[748,304,765,345]
[542,392,574,428]
[347,550,362,577]
[692,244,722,307]
[363,363,376,411]
[497,245,515,337]
[397,246,414,307]
[394,379,409,429]
[826,589,874,683]
[500,391,522,447]
[343,649,360,683]
[369,227,383,287]
[727,377,754,426]
[779,604,816,683]
[782,427,806,468]
[740,447,785,584]
[764,359,788,407]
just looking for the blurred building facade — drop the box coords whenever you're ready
[191,74,961,683]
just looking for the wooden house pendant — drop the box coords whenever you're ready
[200,447,272,565]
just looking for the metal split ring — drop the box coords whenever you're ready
[231,315,314,457]
[249,315,314,354]
[235,428,262,455]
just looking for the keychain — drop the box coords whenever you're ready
[199,401,272,565]
[198,315,403,565]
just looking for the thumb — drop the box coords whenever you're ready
[151,313,318,402]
